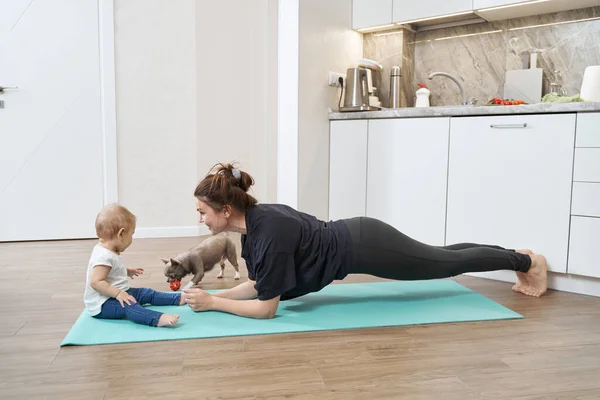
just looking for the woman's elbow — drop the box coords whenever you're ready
[256,299,278,319]
[263,308,277,319]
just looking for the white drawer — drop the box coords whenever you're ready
[572,182,600,217]
[576,113,600,147]
[568,216,600,278]
[573,148,600,182]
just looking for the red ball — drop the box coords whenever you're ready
[169,280,181,291]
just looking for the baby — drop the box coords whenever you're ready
[83,203,184,327]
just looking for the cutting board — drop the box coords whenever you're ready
[504,68,543,104]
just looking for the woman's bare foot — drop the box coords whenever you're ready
[513,249,534,292]
[157,314,179,327]
[513,253,548,297]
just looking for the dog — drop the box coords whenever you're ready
[162,234,240,290]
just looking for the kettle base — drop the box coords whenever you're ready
[339,105,382,112]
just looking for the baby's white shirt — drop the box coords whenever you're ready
[83,244,130,316]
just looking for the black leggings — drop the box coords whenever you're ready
[343,217,531,280]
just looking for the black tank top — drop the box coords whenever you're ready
[241,203,353,301]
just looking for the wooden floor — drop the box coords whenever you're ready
[1,235,600,400]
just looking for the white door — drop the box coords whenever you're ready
[366,118,450,246]
[0,0,110,241]
[446,114,576,273]
[329,120,368,220]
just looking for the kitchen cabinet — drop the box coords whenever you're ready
[474,0,599,21]
[445,114,576,273]
[329,120,368,221]
[392,0,473,24]
[571,182,600,218]
[473,0,530,10]
[573,148,600,182]
[567,111,600,279]
[352,0,393,30]
[568,216,600,279]
[575,112,600,147]
[366,118,450,245]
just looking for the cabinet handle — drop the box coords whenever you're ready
[490,123,527,129]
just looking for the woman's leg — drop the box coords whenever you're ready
[437,243,510,251]
[343,217,547,296]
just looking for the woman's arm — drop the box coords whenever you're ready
[212,279,258,300]
[183,288,279,319]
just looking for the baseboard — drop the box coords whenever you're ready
[466,270,600,298]
[134,225,211,239]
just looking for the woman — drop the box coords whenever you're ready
[183,163,548,319]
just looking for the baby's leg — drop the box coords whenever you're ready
[93,298,179,327]
[122,303,178,327]
[129,287,184,306]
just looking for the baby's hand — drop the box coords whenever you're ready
[127,267,144,279]
[116,291,137,307]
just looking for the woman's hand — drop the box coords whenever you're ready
[183,288,214,312]
[116,290,137,307]
[127,267,144,278]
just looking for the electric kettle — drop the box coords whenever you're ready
[340,67,381,112]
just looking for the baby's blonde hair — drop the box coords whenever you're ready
[95,203,137,239]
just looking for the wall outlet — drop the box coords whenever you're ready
[328,71,346,87]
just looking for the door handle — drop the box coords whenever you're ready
[0,86,19,94]
[490,123,527,129]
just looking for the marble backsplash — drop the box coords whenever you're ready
[363,6,600,107]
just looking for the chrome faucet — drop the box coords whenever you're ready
[428,71,474,105]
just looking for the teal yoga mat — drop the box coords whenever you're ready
[60,280,522,346]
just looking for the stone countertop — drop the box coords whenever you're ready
[328,102,600,120]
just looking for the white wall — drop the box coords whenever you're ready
[114,0,199,237]
[298,0,362,220]
[114,0,276,238]
[196,0,275,208]
[277,0,299,209]
[113,0,357,235]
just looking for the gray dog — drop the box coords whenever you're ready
[162,234,240,290]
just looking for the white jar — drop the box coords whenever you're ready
[415,84,430,107]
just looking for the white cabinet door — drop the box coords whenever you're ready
[393,0,472,23]
[366,118,450,246]
[568,217,600,278]
[575,112,600,147]
[353,0,393,29]
[473,0,530,10]
[329,120,368,221]
[446,114,576,273]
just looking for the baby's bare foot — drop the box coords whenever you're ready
[513,249,534,292]
[157,314,179,327]
[179,294,186,306]
[513,253,548,297]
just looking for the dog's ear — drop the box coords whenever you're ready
[160,258,170,264]
[170,258,181,266]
